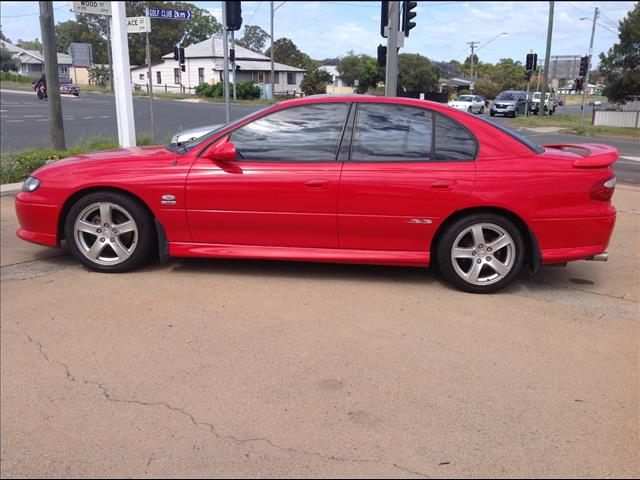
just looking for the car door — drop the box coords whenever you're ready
[186,102,350,248]
[338,103,476,252]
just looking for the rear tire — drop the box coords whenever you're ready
[480,106,485,114]
[437,213,524,293]
[64,191,155,273]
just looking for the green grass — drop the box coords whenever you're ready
[0,135,155,184]
[512,113,639,138]
[0,80,34,91]
[561,94,607,106]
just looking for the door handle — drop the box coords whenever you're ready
[431,180,457,190]
[305,179,329,188]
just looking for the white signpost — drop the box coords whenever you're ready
[126,16,151,34]
[70,1,112,16]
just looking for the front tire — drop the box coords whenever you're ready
[437,214,524,293]
[64,191,155,273]
[480,106,485,114]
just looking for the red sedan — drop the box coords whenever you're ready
[15,96,617,293]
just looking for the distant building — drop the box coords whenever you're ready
[318,65,353,94]
[0,39,72,79]
[130,36,305,95]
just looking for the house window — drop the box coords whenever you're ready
[273,72,279,84]
[59,65,69,74]
[156,71,162,84]
[174,68,180,84]
[257,72,265,83]
[198,67,204,85]
[139,74,145,80]
[287,72,296,85]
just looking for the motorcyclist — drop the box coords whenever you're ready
[35,73,47,99]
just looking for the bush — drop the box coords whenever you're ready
[237,80,261,99]
[195,81,260,100]
[0,71,33,83]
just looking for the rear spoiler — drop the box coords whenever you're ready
[544,143,619,168]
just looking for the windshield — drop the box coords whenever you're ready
[458,95,474,102]
[478,117,544,154]
[496,92,517,100]
[171,105,273,153]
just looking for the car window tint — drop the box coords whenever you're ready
[230,103,349,162]
[434,114,477,161]
[351,104,432,162]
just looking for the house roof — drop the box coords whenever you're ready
[162,36,269,61]
[319,65,340,78]
[2,40,72,65]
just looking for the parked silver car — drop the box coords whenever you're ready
[490,91,529,118]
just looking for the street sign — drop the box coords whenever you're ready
[127,17,151,34]
[70,1,112,16]
[68,43,93,67]
[148,8,193,20]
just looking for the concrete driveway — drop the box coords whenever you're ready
[1,188,638,478]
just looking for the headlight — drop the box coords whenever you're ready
[22,176,41,193]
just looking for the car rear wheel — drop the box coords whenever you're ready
[437,214,524,293]
[64,191,154,273]
[480,106,485,114]
[468,106,472,113]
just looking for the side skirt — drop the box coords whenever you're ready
[169,242,430,268]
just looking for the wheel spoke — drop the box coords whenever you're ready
[86,238,107,260]
[488,234,512,252]
[77,220,98,235]
[467,261,483,283]
[452,247,476,259]
[488,259,509,276]
[471,225,485,246]
[115,220,136,234]
[110,238,131,260]
[99,203,112,225]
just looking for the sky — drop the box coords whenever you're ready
[0,1,635,66]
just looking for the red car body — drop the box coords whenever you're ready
[15,95,617,288]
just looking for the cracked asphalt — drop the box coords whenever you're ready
[1,187,639,478]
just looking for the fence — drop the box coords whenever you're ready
[593,110,640,128]
[133,83,198,95]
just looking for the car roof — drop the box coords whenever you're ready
[273,94,453,114]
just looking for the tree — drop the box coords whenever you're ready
[0,30,11,43]
[599,3,640,103]
[336,52,383,94]
[472,78,501,99]
[300,68,333,95]
[236,25,269,53]
[264,38,316,71]
[16,39,42,51]
[57,18,108,64]
[88,65,110,86]
[0,47,17,72]
[491,58,526,91]
[397,53,440,94]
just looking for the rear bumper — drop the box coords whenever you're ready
[534,213,616,264]
[15,195,60,248]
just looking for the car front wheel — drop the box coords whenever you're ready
[437,214,524,293]
[64,191,154,273]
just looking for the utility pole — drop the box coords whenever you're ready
[384,1,400,97]
[105,17,114,92]
[270,1,275,101]
[38,1,65,150]
[222,1,230,124]
[110,1,136,147]
[580,7,598,128]
[539,1,554,116]
[230,30,237,101]
[467,41,478,93]
[145,7,154,143]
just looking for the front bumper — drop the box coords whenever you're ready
[15,194,60,247]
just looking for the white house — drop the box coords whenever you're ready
[130,36,305,96]
[318,65,353,94]
[0,39,73,79]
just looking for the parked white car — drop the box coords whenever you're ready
[448,95,486,114]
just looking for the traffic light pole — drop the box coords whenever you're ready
[539,1,554,116]
[580,7,598,128]
[384,1,399,97]
[145,7,154,143]
[222,1,230,124]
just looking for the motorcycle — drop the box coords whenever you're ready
[33,80,48,100]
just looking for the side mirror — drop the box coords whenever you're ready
[203,137,237,162]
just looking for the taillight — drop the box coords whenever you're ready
[590,176,616,201]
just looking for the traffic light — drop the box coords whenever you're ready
[173,46,179,61]
[576,78,584,91]
[377,44,387,67]
[179,47,185,64]
[230,48,235,63]
[181,64,186,73]
[525,53,537,71]
[402,1,417,37]
[579,55,589,77]
[380,1,389,38]
[524,70,532,82]
[225,1,242,31]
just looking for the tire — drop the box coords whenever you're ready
[480,106,485,114]
[64,191,155,273]
[468,107,472,113]
[490,111,495,117]
[436,213,524,294]
[549,108,554,116]
[512,109,518,118]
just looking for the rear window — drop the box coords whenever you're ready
[480,117,544,153]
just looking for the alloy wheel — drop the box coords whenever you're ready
[450,223,515,286]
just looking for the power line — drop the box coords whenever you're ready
[598,12,619,30]
[0,4,67,18]
[596,22,618,36]
[245,1,262,25]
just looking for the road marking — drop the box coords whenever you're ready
[64,117,74,120]
[83,116,96,119]
[6,120,24,123]
[100,115,110,118]
[36,118,49,122]
[620,156,640,163]
[23,115,42,118]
